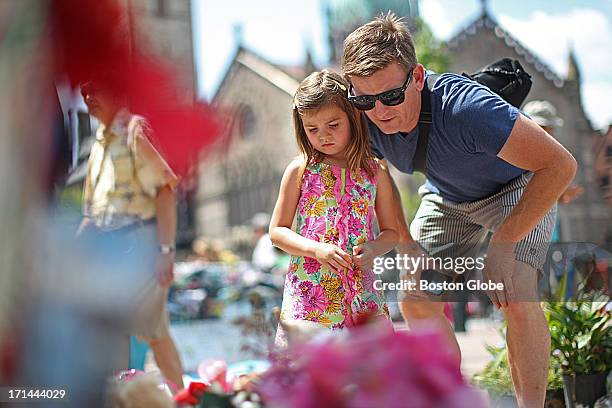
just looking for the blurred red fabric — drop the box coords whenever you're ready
[50,0,220,177]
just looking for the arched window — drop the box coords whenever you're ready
[236,104,256,139]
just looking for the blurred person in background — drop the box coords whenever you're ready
[251,212,278,272]
[78,78,184,389]
[523,100,583,299]
[191,237,221,262]
[3,0,218,402]
[522,100,583,206]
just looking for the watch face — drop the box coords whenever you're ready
[160,245,175,254]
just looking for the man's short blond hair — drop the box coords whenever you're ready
[342,12,417,78]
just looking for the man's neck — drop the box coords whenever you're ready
[99,107,121,128]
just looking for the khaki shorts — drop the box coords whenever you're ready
[133,275,170,340]
[79,220,170,339]
[410,173,556,280]
[124,222,170,340]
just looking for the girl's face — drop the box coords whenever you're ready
[301,104,351,161]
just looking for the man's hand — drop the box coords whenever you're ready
[156,253,175,287]
[313,243,352,275]
[482,242,517,308]
[395,242,429,300]
[352,243,375,270]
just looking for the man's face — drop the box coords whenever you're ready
[350,63,424,134]
[80,82,115,121]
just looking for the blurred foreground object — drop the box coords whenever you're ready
[258,323,487,408]
[1,0,219,404]
[50,0,219,177]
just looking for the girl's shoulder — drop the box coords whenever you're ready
[282,156,329,177]
[366,157,384,171]
[358,158,385,182]
[286,156,305,171]
[282,156,305,180]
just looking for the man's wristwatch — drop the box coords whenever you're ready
[159,244,175,254]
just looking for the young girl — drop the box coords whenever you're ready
[269,70,398,344]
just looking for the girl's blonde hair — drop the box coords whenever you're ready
[292,70,375,184]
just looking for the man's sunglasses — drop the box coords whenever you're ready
[348,71,413,111]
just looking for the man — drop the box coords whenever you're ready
[78,79,184,389]
[342,14,576,407]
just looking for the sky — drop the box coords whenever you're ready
[193,0,612,130]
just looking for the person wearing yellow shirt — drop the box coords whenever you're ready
[78,80,184,390]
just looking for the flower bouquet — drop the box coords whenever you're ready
[174,359,265,408]
[257,321,486,408]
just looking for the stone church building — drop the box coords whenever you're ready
[195,46,303,241]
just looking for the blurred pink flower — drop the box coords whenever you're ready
[258,324,486,408]
[197,359,229,392]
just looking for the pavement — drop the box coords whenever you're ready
[143,312,508,405]
[153,311,503,380]
[391,317,504,378]
[456,318,504,378]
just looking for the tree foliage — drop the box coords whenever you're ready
[414,17,451,74]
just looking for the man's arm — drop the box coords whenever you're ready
[483,113,576,307]
[154,184,177,286]
[494,113,577,244]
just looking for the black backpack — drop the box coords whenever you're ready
[413,58,532,174]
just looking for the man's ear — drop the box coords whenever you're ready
[413,64,426,92]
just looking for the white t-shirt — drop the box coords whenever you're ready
[252,234,277,270]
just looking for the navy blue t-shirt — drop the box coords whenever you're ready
[368,72,526,203]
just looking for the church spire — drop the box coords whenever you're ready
[409,0,420,18]
[303,42,316,77]
[566,46,581,84]
[232,23,244,48]
[479,0,489,16]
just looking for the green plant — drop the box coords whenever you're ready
[473,327,564,396]
[544,291,611,375]
[543,261,611,376]
[399,182,423,224]
[472,341,515,398]
[413,17,451,74]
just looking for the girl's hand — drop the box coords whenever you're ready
[352,243,375,270]
[314,243,352,274]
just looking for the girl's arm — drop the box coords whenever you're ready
[269,158,352,274]
[353,162,399,269]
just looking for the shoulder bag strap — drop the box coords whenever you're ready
[413,74,439,175]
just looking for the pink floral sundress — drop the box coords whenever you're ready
[278,161,390,333]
